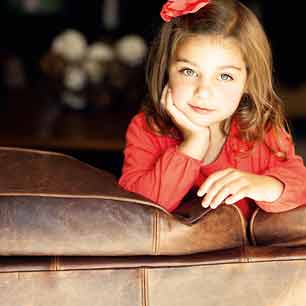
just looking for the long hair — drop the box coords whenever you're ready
[144,0,290,156]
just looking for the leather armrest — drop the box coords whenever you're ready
[0,146,248,256]
[250,205,306,247]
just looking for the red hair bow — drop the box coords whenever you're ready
[160,0,210,22]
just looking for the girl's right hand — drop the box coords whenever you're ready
[161,84,211,160]
[161,84,210,141]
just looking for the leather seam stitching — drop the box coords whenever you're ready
[145,268,149,306]
[153,210,160,255]
[156,210,160,256]
[0,194,171,214]
[231,205,248,263]
[140,268,144,306]
[231,205,248,247]
[140,268,148,306]
[152,211,157,255]
[50,257,59,271]
[55,256,60,271]
[143,268,145,306]
[0,146,67,156]
[249,208,259,246]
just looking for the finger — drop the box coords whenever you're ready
[165,89,208,133]
[165,89,191,126]
[203,187,230,209]
[160,84,169,106]
[163,87,186,126]
[164,86,177,117]
[201,174,241,208]
[224,187,248,205]
[165,87,174,109]
[209,179,247,209]
[197,168,236,197]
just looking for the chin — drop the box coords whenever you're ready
[187,115,213,127]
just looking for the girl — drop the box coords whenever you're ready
[119,0,306,221]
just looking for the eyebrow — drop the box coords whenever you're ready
[176,58,242,71]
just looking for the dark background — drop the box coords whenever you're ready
[1,0,305,86]
[0,0,305,177]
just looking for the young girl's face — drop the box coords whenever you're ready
[168,34,248,128]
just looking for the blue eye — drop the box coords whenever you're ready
[219,73,233,81]
[180,68,197,77]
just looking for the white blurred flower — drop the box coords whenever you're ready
[83,60,106,84]
[52,29,87,62]
[115,34,147,66]
[64,66,87,91]
[61,91,87,110]
[87,42,114,62]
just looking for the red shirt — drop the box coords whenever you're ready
[119,112,306,221]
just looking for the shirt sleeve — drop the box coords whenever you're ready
[118,114,202,212]
[256,128,306,213]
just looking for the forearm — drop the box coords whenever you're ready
[256,160,306,213]
[119,147,201,211]
[178,135,209,161]
[255,128,306,213]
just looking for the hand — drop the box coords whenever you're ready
[161,84,209,140]
[197,168,285,209]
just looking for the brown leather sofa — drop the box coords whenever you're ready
[1,146,306,306]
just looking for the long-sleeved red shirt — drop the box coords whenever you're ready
[119,112,306,221]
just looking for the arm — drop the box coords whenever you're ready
[118,114,202,211]
[196,127,306,212]
[256,129,306,212]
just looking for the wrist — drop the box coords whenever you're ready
[178,135,209,160]
[264,176,285,202]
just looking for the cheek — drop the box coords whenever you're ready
[217,86,244,111]
[169,79,193,108]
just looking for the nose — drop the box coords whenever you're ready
[194,79,212,100]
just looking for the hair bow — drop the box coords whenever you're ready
[160,0,210,22]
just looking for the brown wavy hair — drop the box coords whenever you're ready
[143,0,290,156]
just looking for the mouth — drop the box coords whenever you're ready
[189,105,215,114]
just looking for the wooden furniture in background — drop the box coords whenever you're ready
[0,88,134,152]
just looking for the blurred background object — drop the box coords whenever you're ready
[0,0,306,178]
[40,29,147,112]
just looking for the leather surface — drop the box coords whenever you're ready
[159,204,247,255]
[2,246,306,273]
[0,248,245,273]
[0,269,142,306]
[1,246,306,306]
[1,147,306,305]
[147,257,306,306]
[250,206,306,247]
[0,147,247,255]
[0,196,247,256]
[0,147,157,204]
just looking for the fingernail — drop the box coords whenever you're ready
[202,202,208,208]
[225,198,233,205]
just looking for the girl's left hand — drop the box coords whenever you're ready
[197,168,284,209]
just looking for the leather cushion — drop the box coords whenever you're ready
[0,146,248,255]
[250,206,306,246]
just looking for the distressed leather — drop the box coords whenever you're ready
[1,146,306,306]
[251,206,306,247]
[0,146,247,256]
[1,246,306,306]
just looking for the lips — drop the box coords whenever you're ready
[189,104,215,114]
